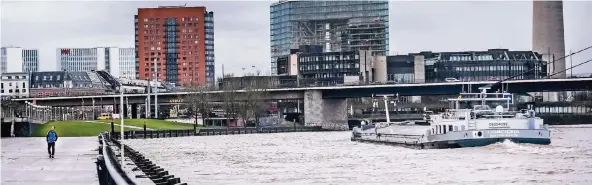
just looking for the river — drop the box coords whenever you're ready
[126,125,592,185]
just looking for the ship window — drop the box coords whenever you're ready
[449,125,453,132]
[454,126,459,131]
[443,126,447,134]
[461,125,466,131]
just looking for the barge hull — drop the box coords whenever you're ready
[421,137,551,149]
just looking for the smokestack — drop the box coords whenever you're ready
[532,0,566,79]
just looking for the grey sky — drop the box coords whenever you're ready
[1,1,591,77]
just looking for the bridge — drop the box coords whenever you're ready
[11,78,592,130]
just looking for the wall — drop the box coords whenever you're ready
[372,55,387,83]
[359,50,373,84]
[3,48,24,73]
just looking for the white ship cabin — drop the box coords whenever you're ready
[427,91,545,136]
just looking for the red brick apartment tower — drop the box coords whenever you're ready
[135,6,215,86]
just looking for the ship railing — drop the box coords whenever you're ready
[481,114,519,119]
[360,132,423,139]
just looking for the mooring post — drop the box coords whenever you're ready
[143,123,147,139]
[110,121,114,134]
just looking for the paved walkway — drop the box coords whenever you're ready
[1,137,100,185]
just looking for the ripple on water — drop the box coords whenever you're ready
[126,125,592,184]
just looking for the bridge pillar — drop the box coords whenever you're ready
[411,55,425,103]
[303,90,348,130]
[131,104,138,119]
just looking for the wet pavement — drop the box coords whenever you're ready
[1,137,100,185]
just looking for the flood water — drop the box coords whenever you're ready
[126,125,592,185]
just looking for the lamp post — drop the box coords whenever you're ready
[119,87,125,167]
[153,55,158,119]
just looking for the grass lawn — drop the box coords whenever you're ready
[31,121,139,137]
[96,119,196,130]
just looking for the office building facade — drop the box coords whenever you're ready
[270,0,389,75]
[110,48,136,79]
[56,47,134,78]
[1,47,39,73]
[135,6,215,86]
[276,45,374,86]
[383,49,548,83]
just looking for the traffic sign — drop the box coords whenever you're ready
[503,93,513,104]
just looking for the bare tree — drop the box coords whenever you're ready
[219,74,240,127]
[181,81,215,128]
[238,75,271,128]
[1,99,26,118]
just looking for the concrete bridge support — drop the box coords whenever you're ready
[304,90,349,130]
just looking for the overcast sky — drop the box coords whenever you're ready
[1,0,591,76]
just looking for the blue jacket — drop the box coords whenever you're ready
[46,130,58,143]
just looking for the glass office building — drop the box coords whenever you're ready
[270,0,389,75]
[386,49,548,83]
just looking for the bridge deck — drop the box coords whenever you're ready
[1,137,99,185]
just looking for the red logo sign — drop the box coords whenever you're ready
[61,49,71,55]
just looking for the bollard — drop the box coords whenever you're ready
[144,124,147,139]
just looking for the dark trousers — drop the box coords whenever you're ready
[47,142,55,155]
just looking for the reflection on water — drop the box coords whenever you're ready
[126,125,592,185]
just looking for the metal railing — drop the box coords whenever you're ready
[96,133,137,185]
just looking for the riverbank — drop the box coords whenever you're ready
[31,119,198,137]
[95,119,195,130]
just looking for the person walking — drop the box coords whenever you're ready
[46,126,58,158]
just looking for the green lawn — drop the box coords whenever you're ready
[31,121,139,137]
[96,119,196,130]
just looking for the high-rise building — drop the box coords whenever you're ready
[118,48,137,79]
[533,0,565,79]
[270,0,389,75]
[56,47,133,78]
[1,47,39,73]
[135,6,215,86]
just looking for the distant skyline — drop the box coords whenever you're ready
[2,1,591,77]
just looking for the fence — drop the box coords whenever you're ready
[110,126,326,140]
[108,133,187,185]
[96,133,137,185]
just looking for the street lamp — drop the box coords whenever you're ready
[119,87,125,167]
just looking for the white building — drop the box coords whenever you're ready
[1,47,40,74]
[23,49,39,72]
[0,72,30,99]
[114,48,136,79]
[56,47,134,78]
